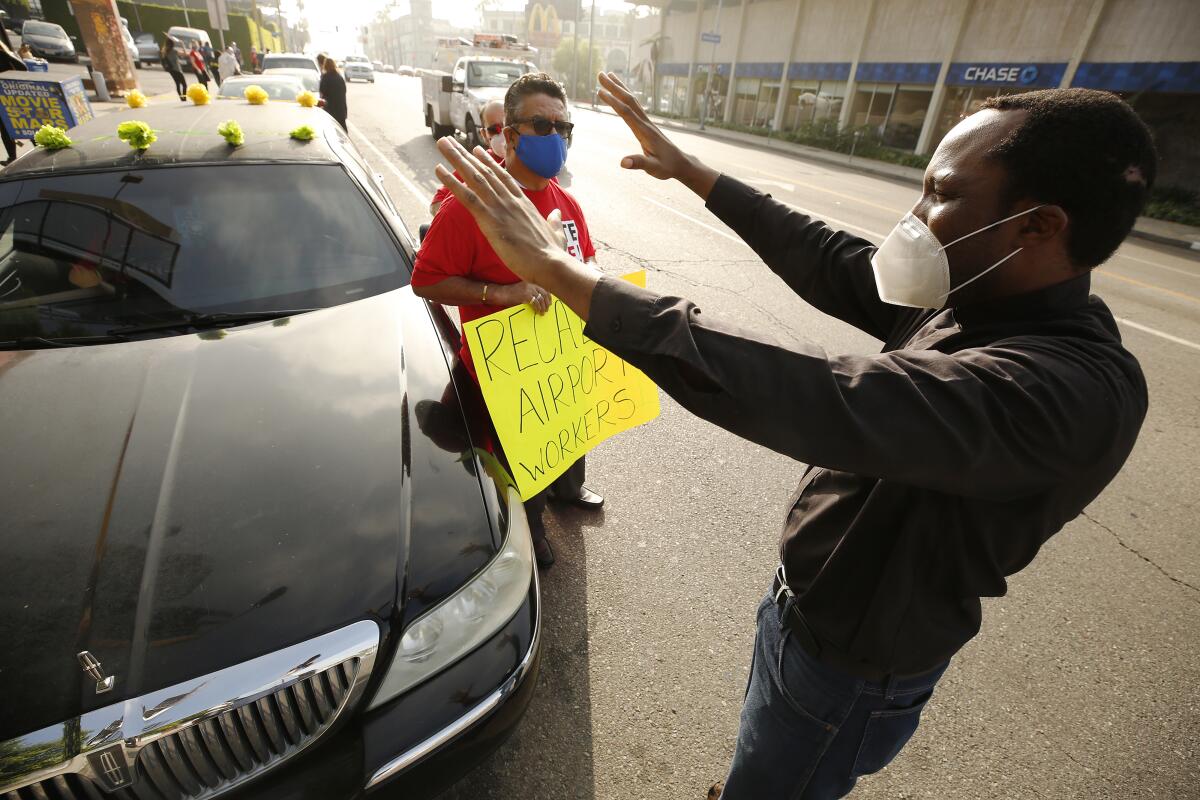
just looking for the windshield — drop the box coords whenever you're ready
[263,69,319,91]
[467,61,528,88]
[0,165,408,346]
[218,78,303,99]
[264,56,316,71]
[23,21,65,38]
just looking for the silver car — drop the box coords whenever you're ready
[344,57,374,84]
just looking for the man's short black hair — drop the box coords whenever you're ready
[504,72,567,126]
[979,88,1157,269]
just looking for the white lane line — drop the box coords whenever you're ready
[644,197,747,246]
[349,122,428,206]
[645,195,886,246]
[1113,252,1200,280]
[1114,316,1200,353]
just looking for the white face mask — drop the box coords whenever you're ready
[871,205,1044,309]
[489,132,506,159]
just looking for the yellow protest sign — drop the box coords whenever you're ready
[465,271,660,500]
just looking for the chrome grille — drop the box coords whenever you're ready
[3,773,120,800]
[1,622,379,800]
[133,660,360,800]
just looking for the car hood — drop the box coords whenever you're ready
[0,288,498,740]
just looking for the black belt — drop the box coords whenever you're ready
[771,567,931,684]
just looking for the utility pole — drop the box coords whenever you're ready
[698,0,722,131]
[570,0,581,100]
[586,0,597,103]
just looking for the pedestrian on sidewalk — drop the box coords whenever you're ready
[188,43,210,90]
[217,45,240,86]
[432,76,1156,799]
[161,40,187,100]
[249,46,258,73]
[318,55,347,132]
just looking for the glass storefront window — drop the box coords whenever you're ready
[733,77,761,126]
[850,82,894,134]
[785,80,847,130]
[882,86,933,150]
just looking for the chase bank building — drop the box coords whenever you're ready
[643,0,1199,183]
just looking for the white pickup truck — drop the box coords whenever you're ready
[421,56,536,147]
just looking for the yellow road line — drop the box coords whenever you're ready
[1095,269,1200,305]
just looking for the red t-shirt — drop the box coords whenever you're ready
[412,179,596,377]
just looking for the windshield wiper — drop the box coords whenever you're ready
[108,309,317,337]
[0,334,131,350]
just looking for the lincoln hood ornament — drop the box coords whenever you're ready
[76,650,115,694]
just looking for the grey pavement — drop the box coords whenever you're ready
[350,75,1199,800]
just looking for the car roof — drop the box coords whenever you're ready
[1,104,345,179]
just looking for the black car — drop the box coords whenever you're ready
[0,104,540,799]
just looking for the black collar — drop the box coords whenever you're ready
[953,272,1092,326]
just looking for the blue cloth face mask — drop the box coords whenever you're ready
[514,132,567,179]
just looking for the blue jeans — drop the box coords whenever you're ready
[722,591,949,799]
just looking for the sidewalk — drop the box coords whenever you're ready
[576,102,1200,252]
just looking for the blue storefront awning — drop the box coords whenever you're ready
[1072,62,1200,94]
[946,63,1066,89]
[787,62,852,82]
[855,62,941,85]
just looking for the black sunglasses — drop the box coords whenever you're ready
[510,116,574,137]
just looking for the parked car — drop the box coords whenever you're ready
[0,103,540,800]
[119,22,141,69]
[217,74,306,100]
[371,59,383,71]
[383,64,395,73]
[133,31,160,67]
[260,52,320,74]
[20,20,76,63]
[166,25,212,73]
[262,67,320,92]
[398,65,415,76]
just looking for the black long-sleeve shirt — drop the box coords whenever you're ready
[584,175,1147,675]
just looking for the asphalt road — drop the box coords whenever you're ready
[340,74,1200,800]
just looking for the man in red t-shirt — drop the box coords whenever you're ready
[413,73,604,568]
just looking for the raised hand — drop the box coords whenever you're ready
[596,71,720,199]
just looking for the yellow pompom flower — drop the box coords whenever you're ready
[289,125,315,142]
[126,89,147,108]
[186,83,210,105]
[34,124,72,150]
[217,119,244,147]
[117,120,156,151]
[296,90,317,108]
[244,85,269,105]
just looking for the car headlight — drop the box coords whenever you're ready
[367,487,534,709]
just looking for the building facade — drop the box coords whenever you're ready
[641,0,1199,187]
[366,0,470,70]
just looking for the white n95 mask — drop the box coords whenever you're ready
[490,133,507,159]
[871,205,1044,309]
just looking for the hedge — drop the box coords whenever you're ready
[40,0,281,58]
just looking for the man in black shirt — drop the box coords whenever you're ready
[431,77,1156,798]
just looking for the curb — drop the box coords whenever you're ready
[575,102,1200,253]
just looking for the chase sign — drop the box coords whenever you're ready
[947,62,1066,89]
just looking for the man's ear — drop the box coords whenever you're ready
[1018,205,1069,247]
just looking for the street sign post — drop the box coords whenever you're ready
[698,0,723,130]
[207,0,230,30]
